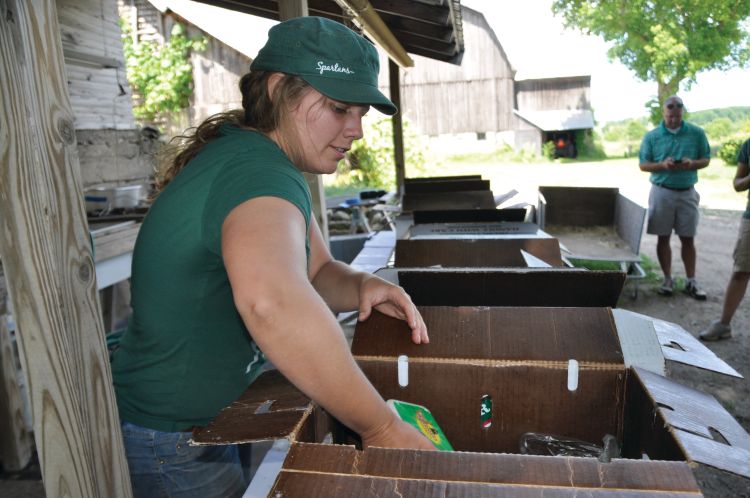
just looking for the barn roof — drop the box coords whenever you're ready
[188,0,465,65]
[514,109,595,131]
[149,0,275,58]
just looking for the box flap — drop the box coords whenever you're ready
[269,443,700,495]
[611,309,666,375]
[403,178,490,194]
[521,249,552,267]
[402,190,496,211]
[634,367,750,478]
[374,268,626,307]
[191,369,313,446]
[352,308,623,363]
[412,207,526,224]
[616,310,742,378]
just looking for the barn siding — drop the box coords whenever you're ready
[382,7,517,136]
[187,26,251,125]
[58,0,135,130]
[516,76,591,112]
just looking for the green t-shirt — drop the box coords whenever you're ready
[111,125,311,432]
[639,121,711,189]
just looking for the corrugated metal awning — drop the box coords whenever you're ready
[513,109,594,131]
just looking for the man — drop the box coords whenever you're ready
[699,137,750,340]
[639,96,711,299]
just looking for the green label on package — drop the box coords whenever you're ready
[387,399,454,451]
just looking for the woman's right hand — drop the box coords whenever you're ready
[360,414,436,451]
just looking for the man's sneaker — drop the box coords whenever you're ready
[684,280,707,300]
[657,278,673,296]
[699,320,731,341]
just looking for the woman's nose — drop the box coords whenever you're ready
[344,116,363,140]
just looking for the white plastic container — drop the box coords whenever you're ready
[85,185,142,212]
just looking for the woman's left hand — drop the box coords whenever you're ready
[358,276,429,344]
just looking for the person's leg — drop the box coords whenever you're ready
[122,421,247,498]
[675,188,705,299]
[720,272,750,324]
[647,185,676,294]
[657,235,673,279]
[700,218,750,340]
[679,236,696,279]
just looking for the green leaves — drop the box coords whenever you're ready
[121,21,207,123]
[552,0,750,106]
[333,118,431,189]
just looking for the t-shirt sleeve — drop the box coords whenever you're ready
[201,149,311,254]
[638,133,653,163]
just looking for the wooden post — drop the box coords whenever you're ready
[0,1,132,496]
[389,59,406,195]
[0,312,33,472]
[278,0,330,245]
[0,262,33,472]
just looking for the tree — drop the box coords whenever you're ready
[552,1,750,115]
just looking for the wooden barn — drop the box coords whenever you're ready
[383,6,594,156]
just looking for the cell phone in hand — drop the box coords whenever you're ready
[674,158,682,163]
[386,399,454,451]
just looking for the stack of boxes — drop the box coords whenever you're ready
[194,176,749,496]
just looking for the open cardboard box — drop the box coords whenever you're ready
[395,222,564,268]
[537,186,646,263]
[193,303,749,496]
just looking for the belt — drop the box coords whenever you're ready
[656,184,692,192]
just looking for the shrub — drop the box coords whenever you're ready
[542,140,556,161]
[121,22,207,123]
[718,138,744,166]
[333,118,432,190]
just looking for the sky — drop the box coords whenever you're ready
[461,0,750,124]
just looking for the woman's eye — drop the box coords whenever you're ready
[331,104,348,115]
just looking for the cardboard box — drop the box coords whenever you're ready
[404,178,491,194]
[402,190,497,212]
[413,208,527,224]
[193,305,750,496]
[375,267,626,307]
[395,225,564,267]
[538,186,646,263]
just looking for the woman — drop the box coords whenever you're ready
[111,16,433,497]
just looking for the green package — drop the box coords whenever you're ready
[386,399,454,451]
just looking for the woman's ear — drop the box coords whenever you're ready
[266,72,285,101]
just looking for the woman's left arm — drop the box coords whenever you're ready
[308,219,428,344]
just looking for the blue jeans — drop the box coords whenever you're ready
[121,421,248,498]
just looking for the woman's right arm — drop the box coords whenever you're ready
[221,196,433,451]
[734,161,750,192]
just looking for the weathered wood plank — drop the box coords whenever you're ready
[0,314,33,472]
[0,0,131,496]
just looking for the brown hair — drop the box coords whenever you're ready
[154,71,312,192]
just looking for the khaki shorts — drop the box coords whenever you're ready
[733,217,750,273]
[647,184,700,237]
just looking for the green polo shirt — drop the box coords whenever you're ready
[639,121,710,189]
[111,125,311,432]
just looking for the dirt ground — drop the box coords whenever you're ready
[620,207,750,497]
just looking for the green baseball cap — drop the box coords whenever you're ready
[250,16,397,115]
